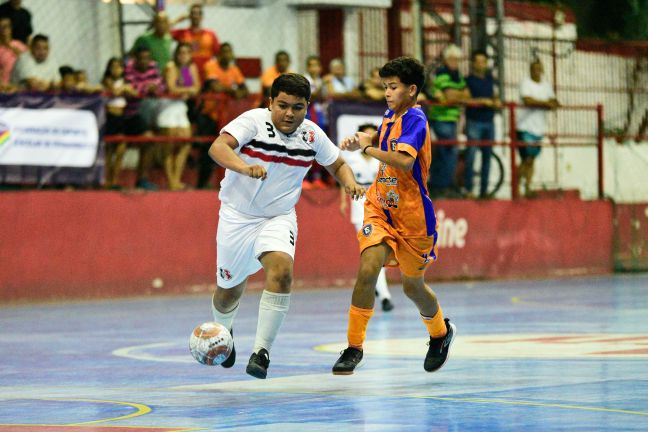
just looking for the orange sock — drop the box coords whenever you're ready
[421,306,447,338]
[347,304,374,349]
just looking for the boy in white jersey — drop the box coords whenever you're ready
[207,73,365,379]
[340,123,393,312]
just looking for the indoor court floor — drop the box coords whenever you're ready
[1,274,647,431]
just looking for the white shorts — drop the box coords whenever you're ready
[157,99,190,129]
[216,205,298,288]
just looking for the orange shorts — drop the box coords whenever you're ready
[357,213,438,277]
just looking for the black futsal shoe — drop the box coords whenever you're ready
[382,298,394,312]
[246,348,270,379]
[332,347,364,375]
[221,328,236,368]
[424,318,456,372]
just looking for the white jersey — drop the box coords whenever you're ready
[341,149,379,226]
[517,77,555,137]
[220,108,340,217]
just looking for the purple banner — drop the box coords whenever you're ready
[0,93,105,187]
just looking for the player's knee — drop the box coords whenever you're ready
[401,278,427,299]
[268,267,293,291]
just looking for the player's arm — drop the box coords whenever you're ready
[208,133,267,180]
[341,132,415,171]
[324,156,365,200]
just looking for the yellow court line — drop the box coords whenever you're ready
[0,426,205,431]
[418,395,648,417]
[23,398,152,425]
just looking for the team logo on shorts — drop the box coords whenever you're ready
[301,129,316,144]
[362,224,373,237]
[390,138,398,151]
[219,267,232,281]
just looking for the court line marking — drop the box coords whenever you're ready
[0,425,204,431]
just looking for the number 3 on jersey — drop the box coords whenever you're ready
[266,122,276,138]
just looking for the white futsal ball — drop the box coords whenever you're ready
[189,322,233,366]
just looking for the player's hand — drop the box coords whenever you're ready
[344,183,365,201]
[340,134,361,151]
[241,164,267,180]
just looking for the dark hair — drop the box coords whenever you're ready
[471,50,488,61]
[134,44,151,56]
[174,42,193,65]
[270,73,310,101]
[357,123,378,133]
[31,34,48,45]
[275,51,290,61]
[220,42,232,51]
[59,65,75,78]
[378,56,425,96]
[102,57,122,80]
[306,55,320,65]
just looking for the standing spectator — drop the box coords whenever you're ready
[323,58,358,99]
[302,54,328,189]
[426,44,470,197]
[171,3,219,81]
[157,43,201,190]
[516,59,559,198]
[132,11,173,71]
[359,67,385,101]
[102,57,138,190]
[0,0,31,45]
[124,45,165,190]
[196,42,248,189]
[11,34,58,91]
[260,50,291,99]
[464,50,501,199]
[0,16,25,90]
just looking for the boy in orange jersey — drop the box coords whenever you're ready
[332,57,456,375]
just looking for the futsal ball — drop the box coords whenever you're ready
[189,322,233,366]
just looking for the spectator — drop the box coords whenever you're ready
[196,42,248,189]
[302,54,328,189]
[74,69,102,93]
[323,58,358,98]
[260,50,291,99]
[426,44,470,197]
[124,45,165,190]
[0,0,31,45]
[132,11,172,71]
[157,42,201,190]
[464,50,501,199]
[359,67,384,102]
[58,65,78,94]
[11,33,58,91]
[171,3,219,81]
[516,59,559,198]
[102,57,138,190]
[0,15,25,90]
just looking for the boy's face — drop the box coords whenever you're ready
[306,59,321,77]
[269,91,308,135]
[381,76,416,113]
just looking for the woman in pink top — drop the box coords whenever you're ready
[0,16,26,91]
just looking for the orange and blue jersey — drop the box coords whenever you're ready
[365,105,437,240]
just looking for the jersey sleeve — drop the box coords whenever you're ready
[313,126,340,166]
[220,111,258,147]
[396,113,427,157]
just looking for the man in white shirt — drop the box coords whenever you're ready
[516,59,559,198]
[11,33,58,91]
[207,73,365,379]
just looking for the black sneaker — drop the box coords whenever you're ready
[246,348,270,379]
[332,347,363,375]
[221,328,236,368]
[381,298,394,312]
[424,318,456,372]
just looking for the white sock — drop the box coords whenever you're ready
[253,290,291,354]
[375,268,391,300]
[211,301,239,331]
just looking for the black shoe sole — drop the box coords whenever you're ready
[246,364,267,379]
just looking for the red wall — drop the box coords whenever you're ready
[0,190,614,302]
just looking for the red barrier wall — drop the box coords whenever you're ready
[0,191,614,302]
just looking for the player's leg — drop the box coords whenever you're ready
[401,274,456,373]
[353,221,393,311]
[211,279,247,368]
[333,242,391,375]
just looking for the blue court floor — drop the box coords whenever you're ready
[1,274,647,431]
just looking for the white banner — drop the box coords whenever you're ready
[0,108,99,167]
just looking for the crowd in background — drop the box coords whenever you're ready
[0,0,559,197]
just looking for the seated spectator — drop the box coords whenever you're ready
[0,0,31,45]
[171,3,219,81]
[11,33,58,91]
[359,67,384,101]
[260,50,291,99]
[196,41,248,189]
[0,15,25,91]
[516,59,559,198]
[58,65,78,94]
[157,42,201,190]
[102,57,138,190]
[74,69,102,93]
[132,11,172,72]
[124,45,164,190]
[323,58,359,99]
